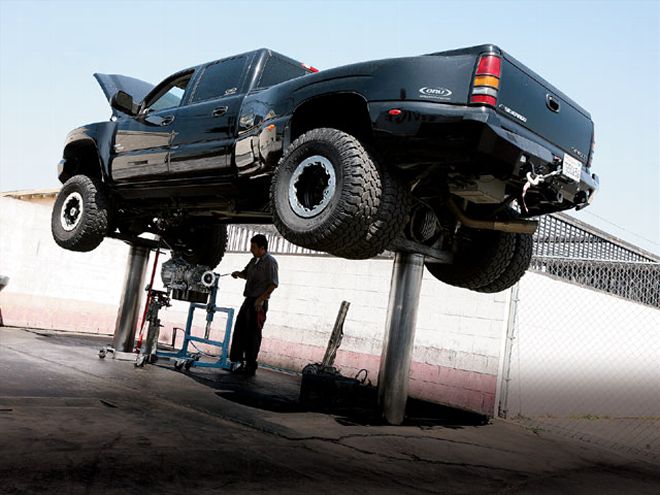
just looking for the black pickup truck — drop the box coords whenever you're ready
[52,45,599,293]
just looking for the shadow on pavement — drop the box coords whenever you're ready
[182,366,488,428]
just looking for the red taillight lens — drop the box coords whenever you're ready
[476,55,501,77]
[470,95,497,106]
[471,53,501,108]
[302,63,319,73]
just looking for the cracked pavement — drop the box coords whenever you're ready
[1,327,659,494]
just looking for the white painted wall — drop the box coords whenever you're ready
[0,197,130,302]
[0,196,510,414]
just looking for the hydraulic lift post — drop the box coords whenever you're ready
[378,252,425,425]
[112,245,150,354]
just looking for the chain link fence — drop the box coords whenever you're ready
[530,213,659,307]
[226,224,322,256]
[502,213,660,463]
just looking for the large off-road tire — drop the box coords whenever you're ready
[475,232,534,293]
[164,223,228,267]
[51,174,110,252]
[425,224,516,291]
[270,128,407,259]
[329,161,410,260]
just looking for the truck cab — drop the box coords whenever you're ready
[96,49,313,187]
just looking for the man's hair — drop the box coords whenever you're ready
[251,234,268,250]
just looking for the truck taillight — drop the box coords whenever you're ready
[476,55,501,76]
[470,54,501,107]
[588,132,595,168]
[302,63,319,73]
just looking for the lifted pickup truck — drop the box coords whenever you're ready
[52,45,599,293]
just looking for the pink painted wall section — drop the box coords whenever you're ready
[0,292,118,334]
[259,337,496,415]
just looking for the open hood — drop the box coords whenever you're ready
[93,73,155,105]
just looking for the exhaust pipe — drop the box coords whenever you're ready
[408,206,438,243]
[447,198,538,235]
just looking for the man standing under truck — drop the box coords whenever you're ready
[230,234,279,376]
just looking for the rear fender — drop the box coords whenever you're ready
[289,92,372,144]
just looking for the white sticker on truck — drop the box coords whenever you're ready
[562,154,583,182]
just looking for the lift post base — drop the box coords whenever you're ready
[98,346,138,362]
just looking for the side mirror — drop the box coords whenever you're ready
[111,90,139,116]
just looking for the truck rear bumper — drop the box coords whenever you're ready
[368,101,599,215]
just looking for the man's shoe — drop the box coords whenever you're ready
[231,362,246,374]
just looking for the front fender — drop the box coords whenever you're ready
[60,122,117,183]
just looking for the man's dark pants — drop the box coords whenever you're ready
[229,297,268,372]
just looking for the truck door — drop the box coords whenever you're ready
[168,55,248,177]
[110,72,193,182]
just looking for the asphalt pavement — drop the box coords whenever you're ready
[1,326,659,494]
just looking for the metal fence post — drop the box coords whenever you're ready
[498,282,520,419]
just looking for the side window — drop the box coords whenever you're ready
[257,57,308,88]
[192,57,247,103]
[147,74,192,112]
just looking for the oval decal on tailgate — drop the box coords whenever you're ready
[419,87,452,98]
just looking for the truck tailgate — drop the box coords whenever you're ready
[496,55,593,164]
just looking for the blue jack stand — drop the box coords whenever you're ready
[157,273,235,372]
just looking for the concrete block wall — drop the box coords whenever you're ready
[0,196,508,415]
[0,197,131,333]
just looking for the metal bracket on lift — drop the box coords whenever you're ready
[106,232,161,250]
[389,238,452,264]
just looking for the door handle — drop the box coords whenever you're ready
[160,115,175,126]
[212,106,228,117]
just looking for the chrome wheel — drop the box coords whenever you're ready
[60,191,84,231]
[288,155,336,218]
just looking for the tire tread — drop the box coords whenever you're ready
[51,175,109,252]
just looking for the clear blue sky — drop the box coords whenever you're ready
[1,0,658,254]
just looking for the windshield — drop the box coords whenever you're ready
[144,72,193,112]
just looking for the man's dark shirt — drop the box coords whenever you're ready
[243,252,279,298]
